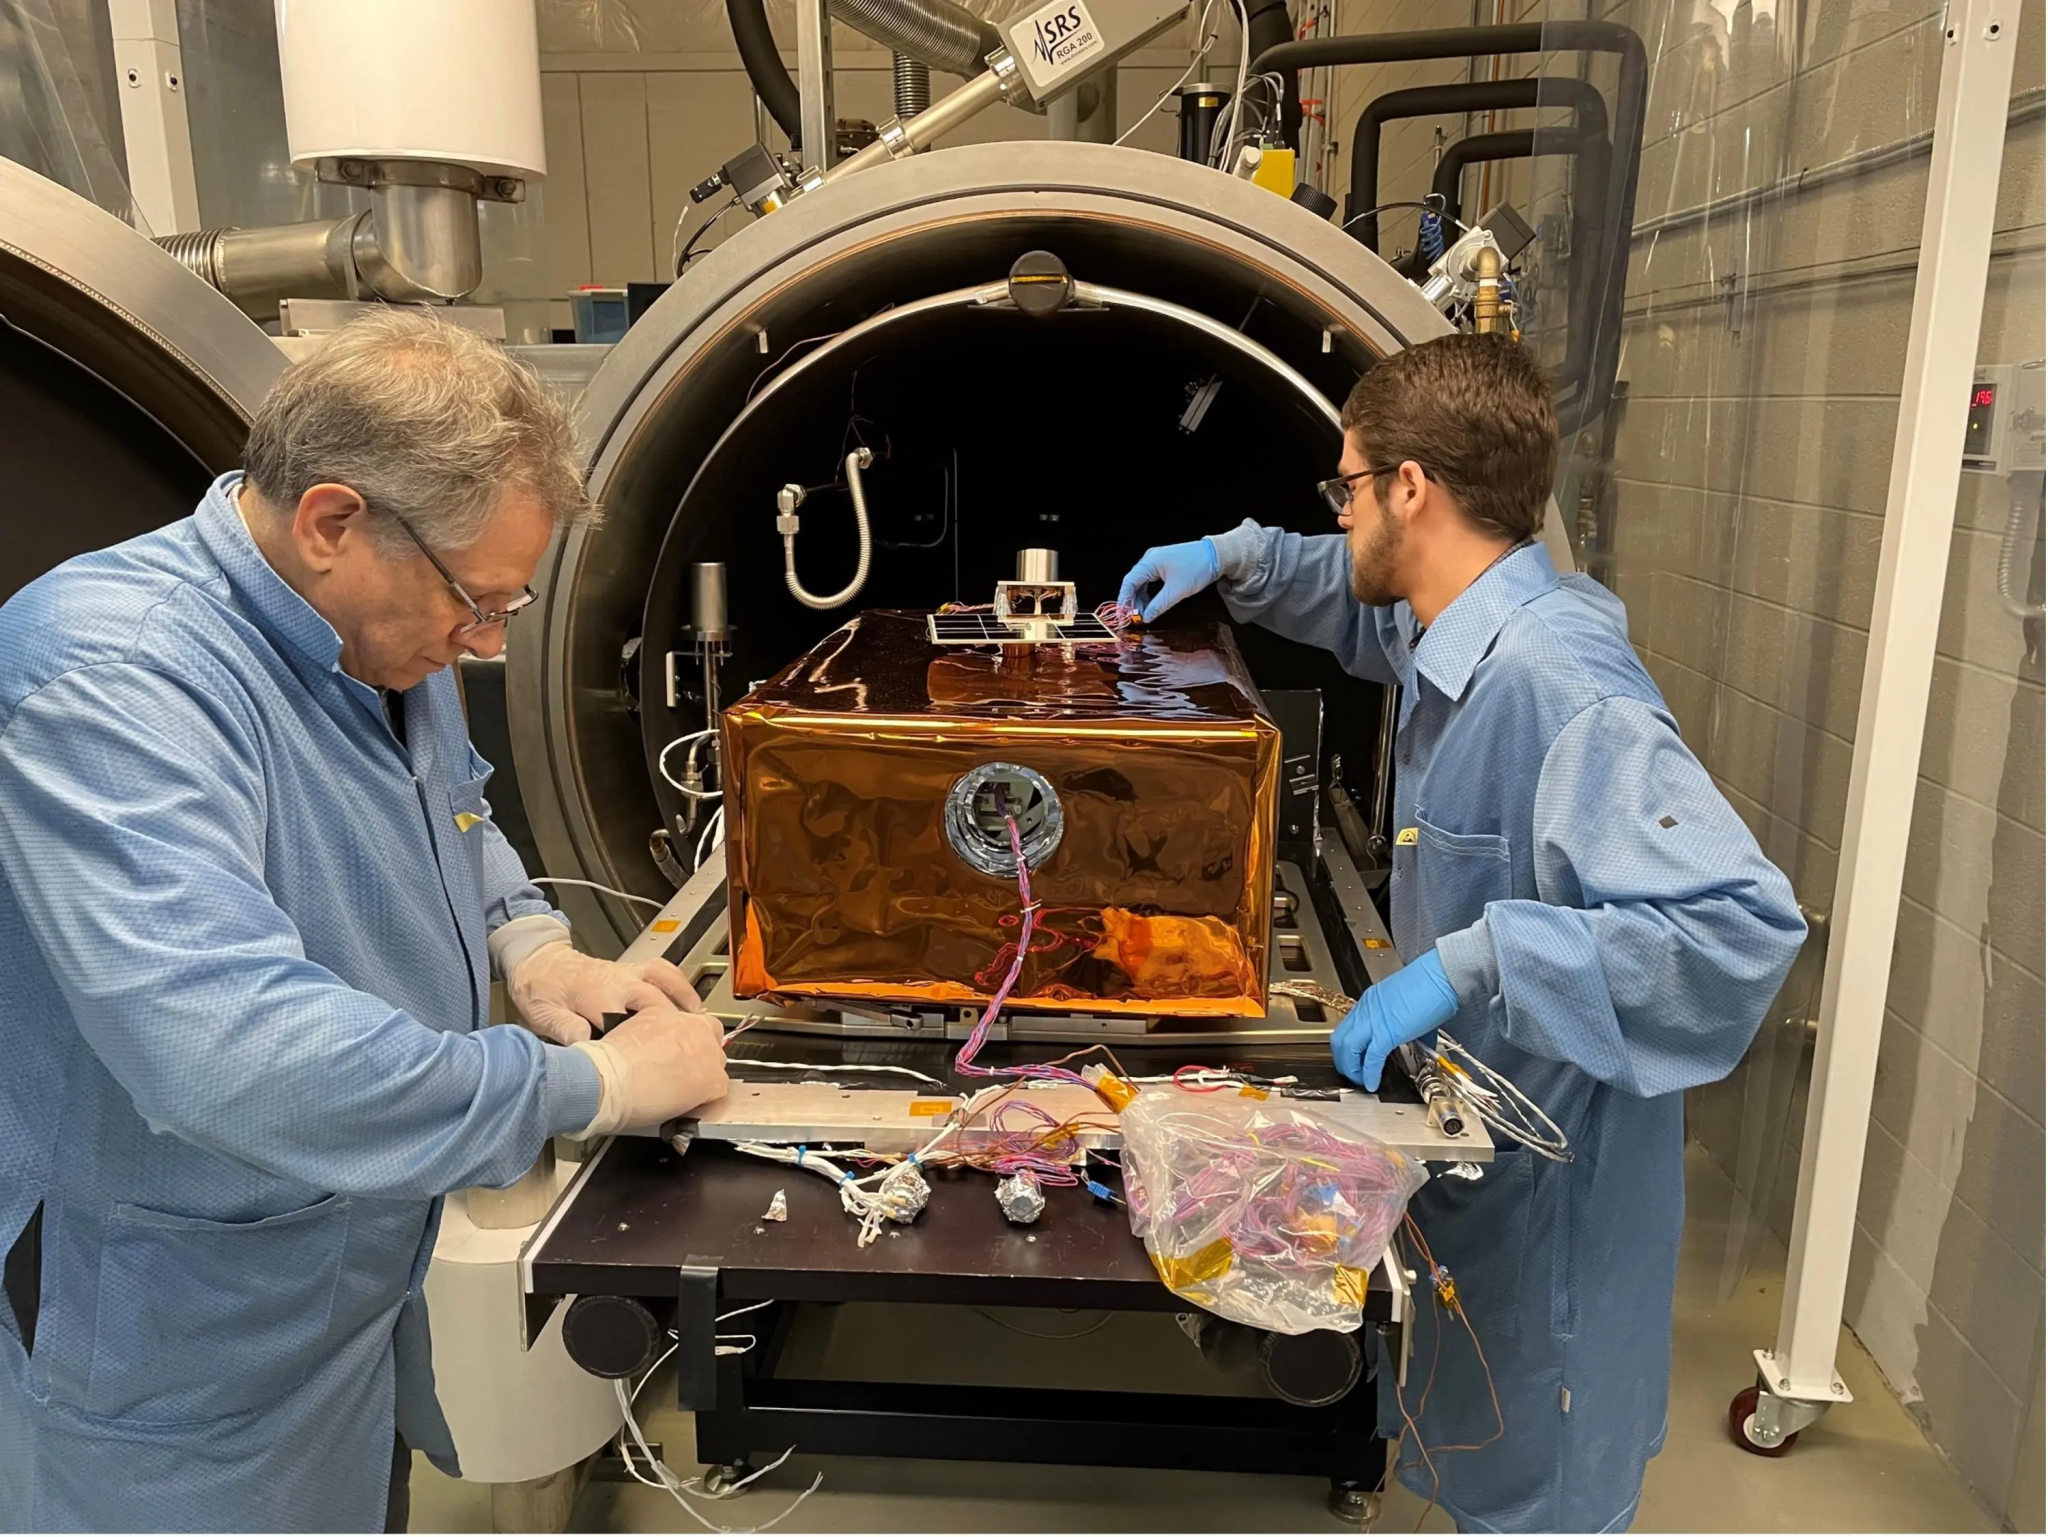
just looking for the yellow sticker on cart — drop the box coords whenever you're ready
[908,1099,956,1117]
[651,919,681,934]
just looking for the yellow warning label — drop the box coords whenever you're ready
[1394,827,1419,846]
[1363,937,1392,949]
[651,919,681,934]
[908,1099,955,1117]
[453,812,484,833]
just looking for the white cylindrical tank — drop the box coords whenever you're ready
[274,0,547,179]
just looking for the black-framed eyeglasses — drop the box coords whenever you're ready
[1317,463,1431,518]
[389,512,538,636]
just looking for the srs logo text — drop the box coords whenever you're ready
[1027,0,1103,69]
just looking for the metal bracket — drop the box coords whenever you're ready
[675,1258,723,1411]
[316,156,526,203]
[1718,256,1745,337]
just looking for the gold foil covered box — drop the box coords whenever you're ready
[722,611,1281,1017]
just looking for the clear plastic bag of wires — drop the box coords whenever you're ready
[1119,1087,1427,1335]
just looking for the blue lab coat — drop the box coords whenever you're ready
[0,475,602,1532]
[1211,526,1804,1532]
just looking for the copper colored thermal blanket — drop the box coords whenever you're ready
[721,611,1280,1017]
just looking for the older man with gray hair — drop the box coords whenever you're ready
[0,310,727,1533]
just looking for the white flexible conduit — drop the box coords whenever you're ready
[782,447,875,609]
[1997,470,2044,621]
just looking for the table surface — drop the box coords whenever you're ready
[526,1032,1405,1314]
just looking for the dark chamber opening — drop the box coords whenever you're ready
[0,318,216,607]
[638,298,1390,841]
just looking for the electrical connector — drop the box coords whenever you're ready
[1430,1261,1459,1311]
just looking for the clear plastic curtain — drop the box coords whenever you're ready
[1506,0,1927,1297]
[0,0,137,224]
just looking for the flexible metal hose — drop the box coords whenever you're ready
[894,52,932,117]
[783,449,875,610]
[154,229,226,288]
[830,0,1000,78]
[1997,470,2045,620]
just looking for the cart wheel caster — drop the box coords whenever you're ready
[1729,1386,1798,1456]
[701,1462,754,1497]
[1327,1482,1380,1527]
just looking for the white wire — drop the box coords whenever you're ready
[1215,0,1250,167]
[1437,1030,1573,1162]
[532,877,668,913]
[660,731,725,799]
[614,1379,821,1532]
[1114,0,1219,148]
[616,1339,682,1488]
[717,1298,781,1324]
[696,805,725,871]
[728,1059,949,1088]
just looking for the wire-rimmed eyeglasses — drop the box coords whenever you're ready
[389,513,538,635]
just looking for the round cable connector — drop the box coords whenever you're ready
[945,762,1063,876]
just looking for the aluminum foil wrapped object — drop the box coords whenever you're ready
[763,1188,789,1221]
[996,1171,1046,1224]
[878,1161,931,1222]
[722,612,1280,1016]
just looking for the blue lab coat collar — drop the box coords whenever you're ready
[1409,540,1560,704]
[194,472,384,715]
[194,471,351,673]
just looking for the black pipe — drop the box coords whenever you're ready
[728,0,804,151]
[1251,19,1646,435]
[1429,125,1594,231]
[1348,78,1606,252]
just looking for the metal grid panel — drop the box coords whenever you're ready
[925,612,1122,646]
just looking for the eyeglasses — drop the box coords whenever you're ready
[1317,462,1431,518]
[389,513,538,636]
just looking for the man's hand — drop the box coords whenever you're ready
[1117,537,1223,624]
[1331,950,1461,1091]
[572,1007,730,1136]
[507,941,700,1045]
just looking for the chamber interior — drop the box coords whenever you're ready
[636,291,1393,838]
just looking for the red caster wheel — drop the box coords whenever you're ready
[1729,1385,1799,1456]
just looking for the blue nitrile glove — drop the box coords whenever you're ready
[1331,950,1461,1091]
[1117,537,1223,623]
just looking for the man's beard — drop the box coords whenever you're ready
[1348,509,1403,606]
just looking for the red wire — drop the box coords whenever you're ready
[1173,1065,1230,1093]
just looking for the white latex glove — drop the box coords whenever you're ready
[573,1007,730,1136]
[507,941,701,1045]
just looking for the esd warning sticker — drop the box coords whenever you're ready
[1022,0,1105,74]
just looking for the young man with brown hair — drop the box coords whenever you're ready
[1121,333,1805,1531]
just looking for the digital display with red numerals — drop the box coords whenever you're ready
[1974,386,1998,407]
